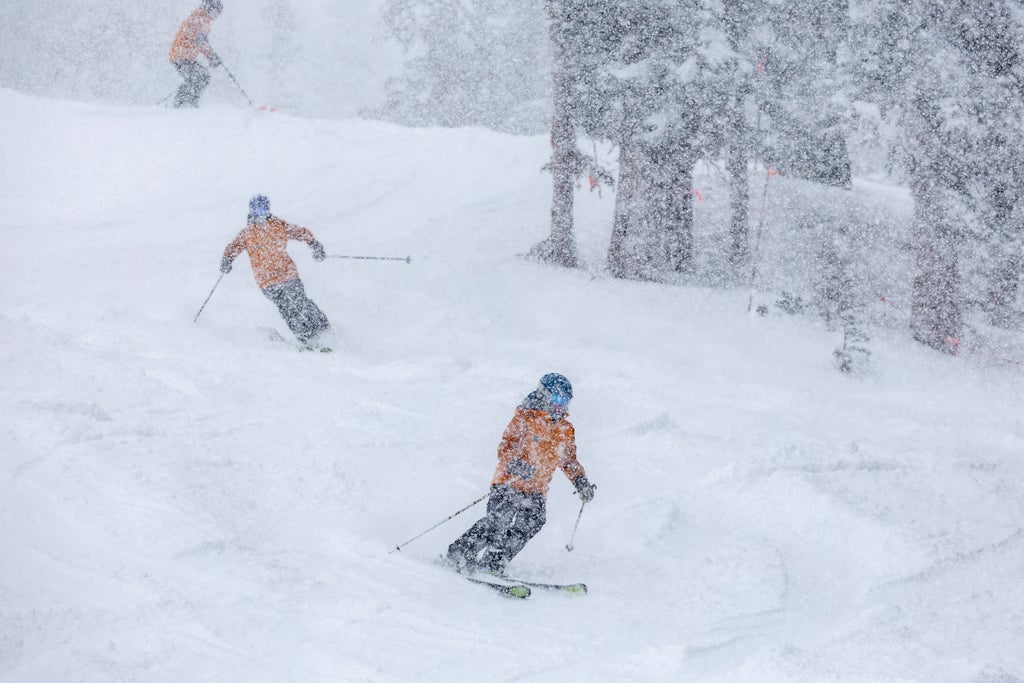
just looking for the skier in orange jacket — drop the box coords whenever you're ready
[169,0,222,108]
[447,373,596,574]
[221,195,333,349]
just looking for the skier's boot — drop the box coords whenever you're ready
[478,550,507,577]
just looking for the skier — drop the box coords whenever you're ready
[446,373,596,574]
[168,0,223,108]
[220,195,334,350]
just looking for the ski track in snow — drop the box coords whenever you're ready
[2,90,1024,682]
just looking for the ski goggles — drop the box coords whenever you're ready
[548,393,571,407]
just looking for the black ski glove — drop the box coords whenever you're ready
[506,458,536,480]
[220,255,233,274]
[573,476,596,503]
[310,240,326,262]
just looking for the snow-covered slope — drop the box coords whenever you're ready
[2,90,1023,682]
[0,2,400,119]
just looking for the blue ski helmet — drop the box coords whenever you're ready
[539,373,573,406]
[249,194,270,218]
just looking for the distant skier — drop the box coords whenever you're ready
[169,0,223,108]
[220,195,333,350]
[446,373,596,574]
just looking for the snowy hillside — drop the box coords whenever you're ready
[0,1,400,118]
[3,90,1024,682]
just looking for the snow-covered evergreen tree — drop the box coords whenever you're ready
[565,0,731,280]
[529,0,583,268]
[752,0,853,189]
[546,0,857,281]
[851,0,1024,351]
[953,0,1024,329]
[721,0,758,268]
[0,1,174,103]
[379,0,551,132]
[260,0,300,108]
[815,237,871,373]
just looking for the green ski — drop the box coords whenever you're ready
[465,576,531,599]
[494,576,587,595]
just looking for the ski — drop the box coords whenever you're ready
[258,327,332,353]
[494,576,587,595]
[464,576,531,599]
[259,326,289,344]
[299,344,333,353]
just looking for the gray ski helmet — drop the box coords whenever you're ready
[249,194,270,218]
[203,0,223,15]
[539,373,573,404]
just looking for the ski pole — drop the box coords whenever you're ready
[192,274,224,323]
[388,491,490,555]
[217,61,254,106]
[746,166,775,313]
[565,500,587,552]
[327,254,412,264]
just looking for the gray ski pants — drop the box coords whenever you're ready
[262,278,331,345]
[447,484,546,573]
[172,59,210,108]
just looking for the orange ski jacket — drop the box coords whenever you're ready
[224,217,317,290]
[169,8,216,62]
[490,407,587,497]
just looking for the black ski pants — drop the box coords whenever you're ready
[172,59,210,108]
[447,484,546,573]
[261,278,331,345]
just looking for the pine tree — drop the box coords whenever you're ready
[835,308,871,374]
[953,0,1024,328]
[530,0,582,268]
[531,1,861,281]
[380,0,550,132]
[854,0,1024,348]
[850,0,977,353]
[722,0,757,268]
[816,239,871,373]
[752,0,853,189]
[261,0,299,110]
[591,0,729,280]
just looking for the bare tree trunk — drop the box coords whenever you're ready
[531,0,578,268]
[608,139,641,279]
[727,95,750,268]
[721,0,752,271]
[609,135,695,279]
[984,183,1023,327]
[910,178,963,353]
[665,155,695,273]
[986,252,1022,327]
[547,73,579,267]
